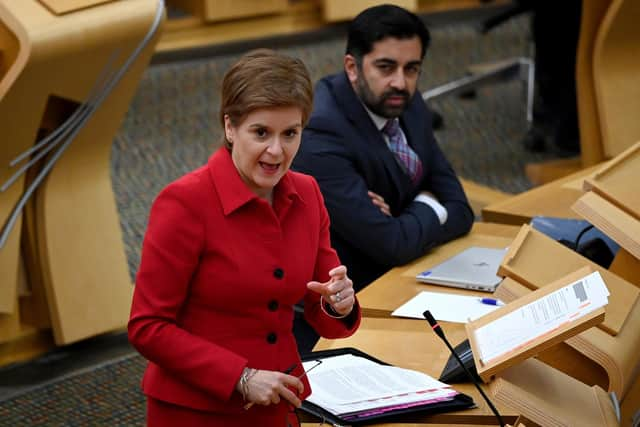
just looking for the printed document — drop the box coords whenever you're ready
[473,271,609,363]
[303,354,457,417]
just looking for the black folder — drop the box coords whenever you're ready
[299,347,475,425]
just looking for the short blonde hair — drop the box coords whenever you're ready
[220,49,313,148]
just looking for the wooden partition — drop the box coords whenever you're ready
[490,358,619,427]
[526,0,637,181]
[0,0,164,348]
[593,0,640,159]
[158,0,506,53]
[0,0,27,321]
[321,0,417,22]
[169,0,288,23]
[499,225,639,336]
[495,272,640,401]
[576,0,613,166]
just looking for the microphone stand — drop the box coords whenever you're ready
[423,310,505,427]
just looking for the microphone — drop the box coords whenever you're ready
[423,310,505,427]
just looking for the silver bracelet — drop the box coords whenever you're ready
[320,295,352,319]
[239,368,256,401]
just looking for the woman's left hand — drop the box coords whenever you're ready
[307,265,355,316]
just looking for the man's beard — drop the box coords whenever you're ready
[355,75,411,119]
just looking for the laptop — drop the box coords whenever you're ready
[416,246,507,292]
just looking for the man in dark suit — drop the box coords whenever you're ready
[293,4,474,292]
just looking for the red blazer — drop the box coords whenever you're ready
[128,147,360,416]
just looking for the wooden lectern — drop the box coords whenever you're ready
[465,268,620,426]
[496,226,640,399]
[493,139,640,424]
[0,0,164,350]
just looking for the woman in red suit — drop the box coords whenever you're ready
[128,50,361,426]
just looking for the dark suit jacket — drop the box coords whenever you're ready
[293,72,474,291]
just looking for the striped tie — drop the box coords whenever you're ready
[382,119,423,184]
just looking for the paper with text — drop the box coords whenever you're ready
[303,354,457,416]
[473,271,609,363]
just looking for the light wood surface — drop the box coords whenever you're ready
[573,192,640,261]
[302,424,502,427]
[348,219,640,411]
[621,373,640,427]
[169,0,288,23]
[521,0,632,182]
[158,0,507,54]
[356,222,521,317]
[37,0,115,15]
[496,267,640,400]
[576,0,612,166]
[322,0,417,22]
[583,141,640,220]
[322,0,510,23]
[460,178,511,218]
[524,157,582,187]
[499,225,639,336]
[609,248,640,286]
[0,0,31,316]
[490,358,619,427]
[0,329,54,367]
[159,0,323,53]
[467,267,605,382]
[494,277,610,392]
[313,316,519,425]
[0,0,162,346]
[481,163,604,225]
[593,0,640,159]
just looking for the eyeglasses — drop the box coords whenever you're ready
[287,360,323,426]
[298,359,322,378]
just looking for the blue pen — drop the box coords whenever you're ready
[479,297,504,306]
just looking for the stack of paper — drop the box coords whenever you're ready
[304,354,458,421]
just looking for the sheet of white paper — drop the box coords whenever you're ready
[473,271,609,363]
[391,291,502,323]
[303,354,456,416]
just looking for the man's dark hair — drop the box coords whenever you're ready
[346,4,431,61]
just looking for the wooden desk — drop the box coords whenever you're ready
[311,317,519,425]
[481,164,604,225]
[308,223,522,425]
[357,222,521,318]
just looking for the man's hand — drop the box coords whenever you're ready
[368,191,391,216]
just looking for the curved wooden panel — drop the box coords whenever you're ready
[1,0,164,345]
[0,2,34,316]
[593,0,640,158]
[575,0,612,166]
[496,276,640,400]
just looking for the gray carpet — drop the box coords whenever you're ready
[0,354,146,426]
[2,12,559,426]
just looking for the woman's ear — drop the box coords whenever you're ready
[223,114,234,143]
